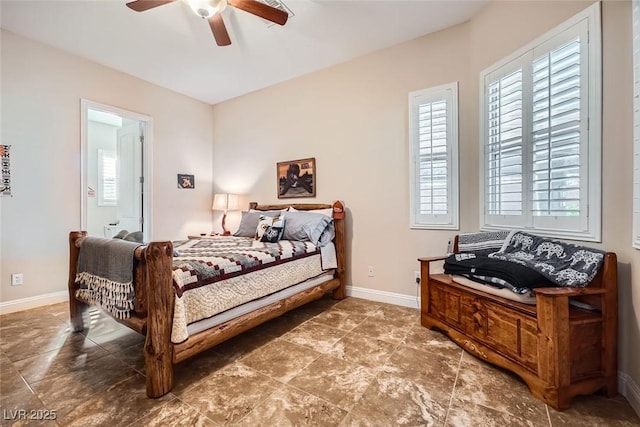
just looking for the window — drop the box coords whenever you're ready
[98,149,117,206]
[480,3,601,241]
[409,82,459,229]
[633,0,640,248]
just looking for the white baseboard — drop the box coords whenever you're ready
[0,291,69,315]
[619,371,640,418]
[346,285,419,309]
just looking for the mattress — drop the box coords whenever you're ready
[171,248,329,343]
[186,270,335,337]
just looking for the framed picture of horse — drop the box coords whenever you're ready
[277,158,316,199]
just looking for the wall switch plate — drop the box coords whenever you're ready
[367,266,374,277]
[11,273,23,286]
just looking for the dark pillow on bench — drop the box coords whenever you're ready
[444,253,555,293]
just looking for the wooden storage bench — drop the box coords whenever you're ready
[418,238,618,411]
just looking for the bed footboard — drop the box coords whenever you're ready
[68,231,89,332]
[332,201,347,300]
[143,241,175,398]
[68,232,175,397]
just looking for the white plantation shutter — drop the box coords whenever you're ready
[419,100,448,215]
[634,0,640,248]
[531,38,581,217]
[486,67,524,217]
[409,83,459,229]
[98,149,117,206]
[480,3,601,241]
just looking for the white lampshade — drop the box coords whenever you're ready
[212,193,239,212]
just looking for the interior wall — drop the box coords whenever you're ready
[0,29,214,302]
[211,0,639,406]
[212,17,474,301]
[469,0,639,407]
[601,0,640,406]
[211,0,603,304]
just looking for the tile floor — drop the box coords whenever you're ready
[1,296,639,426]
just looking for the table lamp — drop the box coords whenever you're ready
[213,193,239,235]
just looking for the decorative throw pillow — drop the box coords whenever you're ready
[260,226,284,243]
[255,215,285,240]
[234,210,281,237]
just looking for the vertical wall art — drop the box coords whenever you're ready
[1,145,10,196]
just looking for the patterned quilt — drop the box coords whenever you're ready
[171,236,320,295]
[169,236,323,343]
[488,231,605,287]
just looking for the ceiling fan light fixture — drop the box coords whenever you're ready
[187,0,227,18]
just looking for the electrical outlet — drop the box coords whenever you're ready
[11,273,23,286]
[367,266,374,277]
[414,271,420,284]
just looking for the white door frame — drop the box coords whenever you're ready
[80,99,153,241]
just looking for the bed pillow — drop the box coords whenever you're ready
[123,231,144,243]
[260,226,285,243]
[249,208,287,214]
[233,210,281,237]
[288,206,334,218]
[255,215,285,240]
[281,211,334,246]
[112,230,129,239]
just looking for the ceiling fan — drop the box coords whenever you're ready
[125,0,289,47]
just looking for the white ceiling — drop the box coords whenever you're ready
[0,0,486,105]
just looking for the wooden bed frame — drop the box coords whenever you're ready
[68,201,347,398]
[418,235,618,410]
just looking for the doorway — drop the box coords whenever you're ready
[80,100,153,241]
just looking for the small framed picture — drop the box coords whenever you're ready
[277,158,315,199]
[1,145,11,197]
[177,174,195,189]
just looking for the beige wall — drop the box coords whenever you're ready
[211,0,639,406]
[0,29,214,302]
[1,0,638,410]
[471,0,640,400]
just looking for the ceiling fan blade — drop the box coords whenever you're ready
[209,15,232,46]
[228,0,288,26]
[126,0,176,12]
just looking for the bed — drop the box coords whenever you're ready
[67,201,346,398]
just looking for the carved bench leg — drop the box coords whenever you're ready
[536,293,571,410]
[601,253,618,398]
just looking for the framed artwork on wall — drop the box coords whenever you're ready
[1,145,11,197]
[277,157,315,199]
[177,174,195,189]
